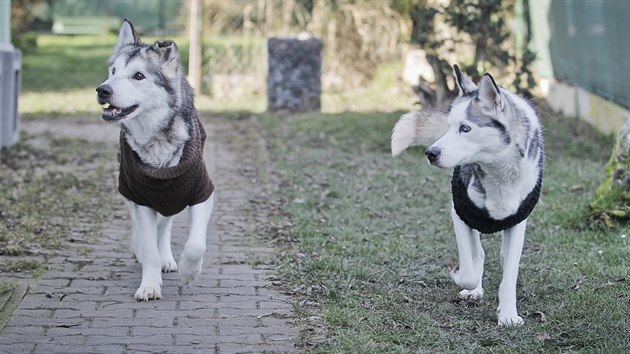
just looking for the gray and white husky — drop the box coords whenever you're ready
[391,65,544,326]
[96,20,214,301]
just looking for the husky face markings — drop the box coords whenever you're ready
[390,64,544,326]
[426,74,513,168]
[97,22,180,125]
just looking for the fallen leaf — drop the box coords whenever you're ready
[533,310,547,323]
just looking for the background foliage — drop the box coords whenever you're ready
[409,0,536,107]
[12,0,535,103]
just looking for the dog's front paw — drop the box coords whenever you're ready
[458,288,483,301]
[178,255,203,286]
[134,285,161,301]
[162,258,178,273]
[449,265,480,290]
[496,305,524,326]
[498,314,524,326]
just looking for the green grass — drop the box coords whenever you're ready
[21,35,116,93]
[20,35,111,117]
[260,108,630,352]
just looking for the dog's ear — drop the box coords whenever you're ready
[116,19,140,50]
[148,40,181,78]
[478,73,504,111]
[453,64,477,96]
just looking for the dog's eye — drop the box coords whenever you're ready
[459,124,471,133]
[133,72,145,80]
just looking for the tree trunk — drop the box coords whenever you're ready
[425,54,454,108]
[188,0,202,94]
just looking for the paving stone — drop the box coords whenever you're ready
[176,333,263,346]
[41,334,86,345]
[133,308,216,319]
[218,342,296,353]
[0,343,36,353]
[91,318,171,328]
[126,344,212,353]
[132,325,215,336]
[45,325,129,337]
[100,300,179,311]
[33,344,125,353]
[16,295,98,311]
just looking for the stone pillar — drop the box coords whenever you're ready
[267,36,322,113]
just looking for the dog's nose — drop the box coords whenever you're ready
[96,84,113,99]
[425,147,441,163]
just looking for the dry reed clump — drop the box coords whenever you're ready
[198,0,409,97]
[307,0,409,91]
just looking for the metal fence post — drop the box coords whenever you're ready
[0,48,21,149]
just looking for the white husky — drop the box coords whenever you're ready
[96,20,214,301]
[391,65,544,326]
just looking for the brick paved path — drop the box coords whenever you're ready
[0,116,298,353]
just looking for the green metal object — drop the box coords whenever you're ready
[529,0,630,109]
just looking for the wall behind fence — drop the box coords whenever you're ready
[530,0,630,110]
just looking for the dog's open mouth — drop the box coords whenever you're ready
[101,103,138,122]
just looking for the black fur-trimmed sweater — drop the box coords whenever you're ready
[118,110,214,217]
[451,165,542,234]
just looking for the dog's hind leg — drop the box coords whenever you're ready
[157,215,177,272]
[496,219,527,326]
[131,203,163,301]
[450,207,484,298]
[179,193,214,286]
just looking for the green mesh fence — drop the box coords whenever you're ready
[530,0,630,109]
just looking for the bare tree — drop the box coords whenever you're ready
[188,0,202,93]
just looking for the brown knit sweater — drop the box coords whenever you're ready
[118,110,214,217]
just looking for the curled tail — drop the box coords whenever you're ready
[391,109,448,157]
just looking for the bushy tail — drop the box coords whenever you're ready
[391,109,448,157]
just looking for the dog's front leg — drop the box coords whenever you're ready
[128,202,143,263]
[179,193,214,286]
[157,215,177,272]
[450,207,484,299]
[497,219,527,326]
[130,203,162,301]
